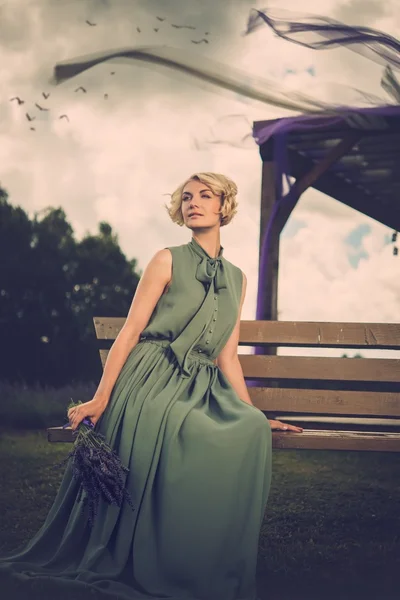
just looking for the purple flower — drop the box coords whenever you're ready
[54,401,135,528]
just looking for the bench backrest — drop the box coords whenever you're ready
[93,318,400,422]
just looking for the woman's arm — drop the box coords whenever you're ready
[93,249,172,406]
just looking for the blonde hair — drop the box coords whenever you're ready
[164,172,238,227]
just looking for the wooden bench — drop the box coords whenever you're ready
[48,318,400,452]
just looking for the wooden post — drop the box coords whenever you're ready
[257,130,363,344]
[258,139,279,356]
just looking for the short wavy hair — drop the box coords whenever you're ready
[164,172,238,227]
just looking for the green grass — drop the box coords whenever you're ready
[0,430,399,600]
[258,450,400,599]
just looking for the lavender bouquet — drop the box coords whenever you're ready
[53,400,135,528]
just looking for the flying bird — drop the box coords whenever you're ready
[59,114,69,122]
[205,32,210,35]
[10,96,24,105]
[86,20,97,26]
[74,86,87,93]
[104,93,108,99]
[171,24,196,29]
[42,92,50,99]
[156,16,165,21]
[35,103,49,111]
[110,71,115,75]
[154,28,159,32]
[26,113,35,121]
[136,27,141,33]
[191,39,209,44]
[30,127,36,131]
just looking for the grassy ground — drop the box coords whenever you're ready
[0,429,399,600]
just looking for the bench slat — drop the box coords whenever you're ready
[98,350,400,383]
[94,317,124,340]
[248,387,400,417]
[46,426,400,452]
[93,318,400,349]
[270,429,400,452]
[239,354,400,383]
[240,321,400,349]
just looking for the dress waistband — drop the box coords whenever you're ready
[139,337,216,368]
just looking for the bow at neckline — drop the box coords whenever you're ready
[189,238,227,291]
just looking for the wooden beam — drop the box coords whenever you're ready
[258,142,279,355]
[259,162,279,322]
[286,147,400,231]
[294,132,362,196]
[274,131,362,232]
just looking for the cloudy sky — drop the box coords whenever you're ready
[1,0,399,358]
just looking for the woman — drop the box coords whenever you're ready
[0,172,302,600]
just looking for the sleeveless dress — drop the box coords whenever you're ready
[0,237,272,600]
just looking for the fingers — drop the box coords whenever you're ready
[279,422,303,433]
[68,408,81,431]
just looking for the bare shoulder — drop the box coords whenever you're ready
[143,248,172,284]
[151,248,172,266]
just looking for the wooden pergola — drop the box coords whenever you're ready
[254,105,400,349]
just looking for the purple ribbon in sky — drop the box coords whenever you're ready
[245,8,400,70]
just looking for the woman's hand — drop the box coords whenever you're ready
[268,419,303,433]
[67,398,108,431]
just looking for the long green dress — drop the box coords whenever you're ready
[0,237,272,600]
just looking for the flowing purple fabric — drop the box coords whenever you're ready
[245,8,400,70]
[381,65,400,103]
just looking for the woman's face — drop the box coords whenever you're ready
[181,179,222,230]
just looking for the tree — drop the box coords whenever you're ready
[0,186,141,386]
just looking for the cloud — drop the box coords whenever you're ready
[335,0,388,24]
[345,224,371,249]
[281,218,308,239]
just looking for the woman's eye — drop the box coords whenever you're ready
[182,195,210,200]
